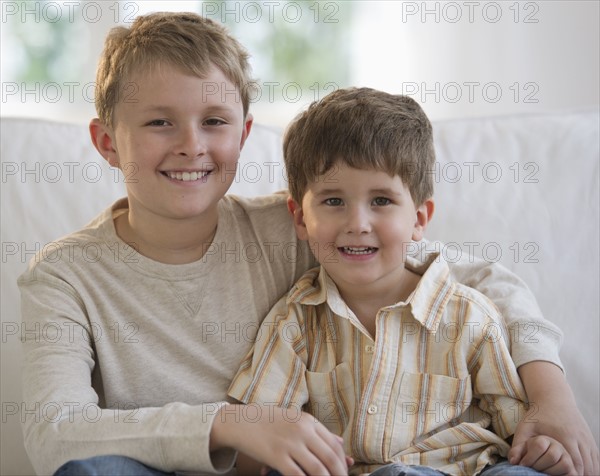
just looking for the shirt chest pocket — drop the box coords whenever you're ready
[305,362,354,435]
[397,372,472,436]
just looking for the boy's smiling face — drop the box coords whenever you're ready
[98,63,252,223]
[289,162,432,299]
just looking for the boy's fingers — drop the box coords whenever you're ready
[531,446,572,473]
[537,454,576,476]
[577,442,600,476]
[568,445,583,475]
[551,438,582,474]
[509,421,534,465]
[578,443,599,476]
[508,442,526,465]
[291,440,343,476]
[589,444,600,475]
[311,424,349,475]
[564,434,599,474]
[517,437,550,468]
[292,450,326,476]
[517,437,577,476]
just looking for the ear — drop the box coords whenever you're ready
[239,113,254,150]
[287,196,309,241]
[412,198,435,241]
[89,118,119,168]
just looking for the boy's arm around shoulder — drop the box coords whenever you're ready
[412,239,563,369]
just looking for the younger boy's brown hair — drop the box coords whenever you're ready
[95,12,254,127]
[283,87,435,206]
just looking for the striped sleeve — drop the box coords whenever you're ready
[468,303,529,439]
[228,295,310,409]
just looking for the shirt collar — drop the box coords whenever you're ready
[404,253,455,332]
[287,253,455,333]
[287,267,328,306]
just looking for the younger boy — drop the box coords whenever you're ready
[228,88,572,475]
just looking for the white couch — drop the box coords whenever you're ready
[1,111,598,475]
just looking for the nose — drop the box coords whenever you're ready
[175,125,207,158]
[345,205,372,235]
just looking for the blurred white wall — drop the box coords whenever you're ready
[1,1,598,126]
[349,1,599,122]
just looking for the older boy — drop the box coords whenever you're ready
[18,11,595,476]
[228,88,573,475]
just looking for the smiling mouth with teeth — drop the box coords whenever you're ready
[340,246,378,255]
[163,171,211,182]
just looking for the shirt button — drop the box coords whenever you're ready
[365,345,375,353]
[367,404,378,414]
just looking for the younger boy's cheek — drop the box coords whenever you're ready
[305,239,320,261]
[309,240,337,264]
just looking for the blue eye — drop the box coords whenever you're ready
[147,119,169,127]
[324,198,343,206]
[373,197,391,206]
[204,118,226,126]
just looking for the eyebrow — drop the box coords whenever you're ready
[370,188,404,196]
[313,187,404,197]
[139,104,235,114]
[139,105,171,114]
[313,188,343,197]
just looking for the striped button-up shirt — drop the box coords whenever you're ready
[228,254,528,475]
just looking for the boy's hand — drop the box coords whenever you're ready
[509,402,599,475]
[510,435,576,476]
[211,404,350,475]
[514,361,600,475]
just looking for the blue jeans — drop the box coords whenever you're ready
[57,456,548,476]
[54,455,175,476]
[366,463,450,475]
[480,459,547,475]
[367,459,547,475]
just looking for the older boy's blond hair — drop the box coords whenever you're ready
[284,88,435,206]
[95,12,253,127]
